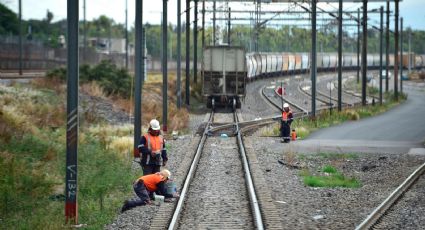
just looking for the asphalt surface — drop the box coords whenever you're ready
[307,81,425,142]
[284,81,425,155]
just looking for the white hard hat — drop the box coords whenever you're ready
[150,119,160,130]
[283,103,289,108]
[160,169,171,179]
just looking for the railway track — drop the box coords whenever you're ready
[152,108,286,230]
[167,109,261,229]
[261,85,307,116]
[356,162,425,230]
[298,80,353,108]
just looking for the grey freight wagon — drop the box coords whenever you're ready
[202,46,247,110]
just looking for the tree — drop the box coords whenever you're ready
[0,3,19,35]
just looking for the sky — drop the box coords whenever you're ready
[3,0,425,31]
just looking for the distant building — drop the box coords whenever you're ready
[82,37,134,55]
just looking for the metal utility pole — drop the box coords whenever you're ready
[213,1,216,45]
[83,0,87,64]
[19,0,22,75]
[408,30,411,74]
[379,6,383,105]
[357,8,360,84]
[361,0,367,106]
[311,0,317,117]
[177,0,182,108]
[185,0,190,106]
[65,0,79,224]
[256,0,261,52]
[125,0,129,70]
[400,17,403,93]
[202,0,205,49]
[394,0,399,100]
[337,0,342,111]
[385,0,390,92]
[133,0,143,158]
[228,8,231,45]
[194,0,198,83]
[162,0,168,132]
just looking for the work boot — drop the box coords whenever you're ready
[121,200,131,213]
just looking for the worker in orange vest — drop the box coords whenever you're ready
[121,169,179,213]
[136,119,168,175]
[281,103,293,143]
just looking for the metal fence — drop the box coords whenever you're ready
[0,35,198,73]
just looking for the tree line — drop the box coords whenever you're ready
[2,2,425,60]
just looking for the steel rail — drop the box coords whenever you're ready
[356,162,425,230]
[167,111,214,230]
[234,111,264,230]
[261,85,309,114]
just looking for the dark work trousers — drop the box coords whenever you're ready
[281,120,291,141]
[141,164,161,176]
[126,181,150,208]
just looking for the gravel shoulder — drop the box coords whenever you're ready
[250,135,425,229]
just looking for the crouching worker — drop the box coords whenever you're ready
[121,169,179,213]
[137,119,168,175]
[281,103,293,143]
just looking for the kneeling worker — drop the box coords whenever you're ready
[281,103,293,143]
[121,169,179,212]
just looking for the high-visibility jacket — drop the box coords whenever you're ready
[138,133,167,166]
[282,110,293,122]
[143,133,164,153]
[138,173,166,192]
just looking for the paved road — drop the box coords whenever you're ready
[308,81,425,142]
[285,81,425,155]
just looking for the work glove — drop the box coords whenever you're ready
[172,192,180,198]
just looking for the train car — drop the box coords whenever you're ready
[329,54,337,70]
[260,53,267,76]
[416,55,424,69]
[246,54,255,79]
[322,54,330,70]
[401,53,412,69]
[372,54,380,67]
[282,53,289,74]
[343,54,352,67]
[295,54,302,72]
[254,53,262,77]
[202,46,247,109]
[301,53,309,72]
[317,53,323,69]
[276,54,283,75]
[288,54,296,73]
[389,55,395,67]
[367,54,374,68]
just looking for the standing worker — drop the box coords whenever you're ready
[136,119,168,175]
[121,169,179,212]
[281,103,293,143]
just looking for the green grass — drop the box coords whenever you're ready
[0,84,140,229]
[322,165,337,174]
[300,168,361,188]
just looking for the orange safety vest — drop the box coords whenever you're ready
[139,173,165,192]
[143,133,164,153]
[282,111,292,121]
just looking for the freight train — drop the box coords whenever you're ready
[246,52,425,79]
[201,48,423,109]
